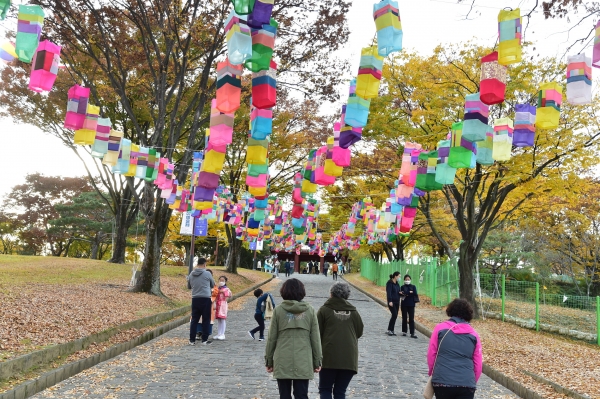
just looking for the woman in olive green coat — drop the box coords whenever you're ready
[265,278,322,399]
[317,282,364,399]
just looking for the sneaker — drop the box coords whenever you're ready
[188,341,196,346]
[201,340,212,345]
[410,335,418,339]
[387,331,396,336]
[214,335,225,340]
[248,331,255,340]
[258,337,265,341]
[402,333,407,337]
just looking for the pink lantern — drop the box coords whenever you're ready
[29,40,61,93]
[64,85,90,130]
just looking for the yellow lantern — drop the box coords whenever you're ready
[498,8,522,65]
[536,82,562,130]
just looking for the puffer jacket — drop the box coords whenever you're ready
[427,317,483,388]
[265,300,322,380]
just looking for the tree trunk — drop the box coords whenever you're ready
[108,190,138,264]
[90,234,99,260]
[225,237,241,274]
[458,240,479,318]
[132,183,167,296]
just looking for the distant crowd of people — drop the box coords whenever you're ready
[187,259,482,399]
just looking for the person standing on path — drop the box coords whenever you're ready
[249,288,276,341]
[323,261,329,277]
[265,278,322,399]
[331,262,338,281]
[275,260,281,277]
[427,298,483,399]
[317,282,364,399]
[400,274,419,338]
[214,276,232,340]
[385,271,401,336]
[187,257,215,345]
[285,260,291,277]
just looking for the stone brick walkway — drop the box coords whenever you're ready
[34,274,519,398]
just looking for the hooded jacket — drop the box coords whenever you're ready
[317,297,364,373]
[265,300,322,380]
[427,317,483,388]
[186,268,215,299]
[400,283,419,307]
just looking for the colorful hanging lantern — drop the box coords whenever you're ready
[145,149,160,181]
[498,8,522,65]
[462,93,489,142]
[250,106,273,139]
[435,139,456,185]
[345,79,371,128]
[0,41,17,63]
[536,82,562,130]
[566,53,592,105]
[203,147,226,174]
[113,139,132,174]
[475,126,494,166]
[124,144,139,177]
[247,0,274,29]
[198,171,220,189]
[245,18,277,72]
[415,151,443,191]
[225,10,252,65]
[135,147,149,179]
[15,5,44,63]
[231,0,255,15]
[29,41,61,93]
[593,20,600,68]
[373,0,402,57]
[314,146,336,186]
[0,0,9,20]
[355,46,384,99]
[91,117,111,158]
[480,51,507,105]
[513,104,536,147]
[73,104,100,145]
[216,59,243,113]
[252,60,276,109]
[102,130,124,167]
[492,118,513,162]
[64,84,90,130]
[248,160,269,177]
[247,137,269,164]
[339,124,363,149]
[448,121,477,169]
[209,99,234,147]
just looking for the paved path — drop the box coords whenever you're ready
[34,274,519,398]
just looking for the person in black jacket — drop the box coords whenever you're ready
[400,274,419,338]
[385,271,401,336]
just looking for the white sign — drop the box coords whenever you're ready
[257,240,264,251]
[179,212,193,236]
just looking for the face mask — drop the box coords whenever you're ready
[405,280,411,285]
[219,282,225,287]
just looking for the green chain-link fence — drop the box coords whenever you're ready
[360,258,600,345]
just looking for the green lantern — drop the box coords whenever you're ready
[244,18,277,73]
[231,0,255,15]
[0,0,10,20]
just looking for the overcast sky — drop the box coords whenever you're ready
[0,0,595,197]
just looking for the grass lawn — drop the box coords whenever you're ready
[0,255,271,363]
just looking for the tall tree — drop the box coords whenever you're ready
[1,0,350,295]
[2,174,93,256]
[367,43,600,314]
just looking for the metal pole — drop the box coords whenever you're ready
[187,217,195,290]
[501,274,506,322]
[214,233,219,267]
[253,247,257,270]
[596,295,599,346]
[535,282,540,332]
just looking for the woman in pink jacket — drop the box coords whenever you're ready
[426,298,482,399]
[214,276,232,340]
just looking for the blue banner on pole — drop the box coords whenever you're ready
[249,240,257,251]
[194,218,208,237]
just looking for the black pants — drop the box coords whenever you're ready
[250,313,265,338]
[332,271,338,280]
[387,302,399,332]
[277,379,309,399]
[189,297,212,343]
[433,386,475,399]
[318,368,355,399]
[401,305,415,335]
[286,269,291,277]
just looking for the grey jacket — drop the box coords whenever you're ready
[186,268,215,298]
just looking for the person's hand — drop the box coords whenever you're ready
[314,367,321,373]
[409,291,413,294]
[266,366,273,373]
[388,302,393,307]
